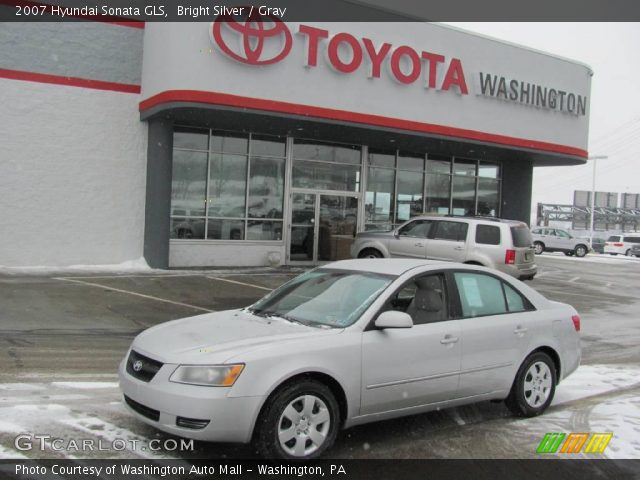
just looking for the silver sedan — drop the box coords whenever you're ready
[119,259,581,459]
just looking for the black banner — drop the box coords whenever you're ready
[1,0,640,22]
[2,460,640,480]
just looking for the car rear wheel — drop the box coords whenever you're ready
[358,248,383,259]
[533,242,544,255]
[574,245,587,257]
[625,249,632,257]
[254,380,340,459]
[505,352,557,417]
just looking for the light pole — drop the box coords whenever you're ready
[588,155,608,250]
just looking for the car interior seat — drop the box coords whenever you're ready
[405,276,445,324]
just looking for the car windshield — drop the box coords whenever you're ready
[248,269,395,328]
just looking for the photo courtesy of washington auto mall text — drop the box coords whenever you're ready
[1,0,640,480]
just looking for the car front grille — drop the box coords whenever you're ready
[124,395,160,421]
[126,350,163,382]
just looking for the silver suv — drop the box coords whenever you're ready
[351,216,537,280]
[530,227,589,257]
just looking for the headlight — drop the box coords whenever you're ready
[169,364,244,387]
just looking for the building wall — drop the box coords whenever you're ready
[0,22,146,267]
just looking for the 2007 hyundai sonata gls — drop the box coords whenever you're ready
[119,259,581,459]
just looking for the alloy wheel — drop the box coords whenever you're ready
[277,395,331,457]
[523,361,552,408]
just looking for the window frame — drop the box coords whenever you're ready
[171,127,286,243]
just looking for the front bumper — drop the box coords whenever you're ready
[118,358,264,443]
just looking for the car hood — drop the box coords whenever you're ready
[131,309,342,364]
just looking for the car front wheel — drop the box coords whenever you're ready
[533,242,544,255]
[505,352,557,417]
[254,380,340,459]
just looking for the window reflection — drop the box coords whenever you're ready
[170,150,208,217]
[396,170,423,222]
[208,154,247,218]
[365,167,394,227]
[248,157,284,218]
[293,140,361,164]
[292,160,360,192]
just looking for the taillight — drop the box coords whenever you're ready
[614,243,624,247]
[505,249,516,265]
[571,315,581,332]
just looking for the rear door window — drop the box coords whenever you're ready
[475,224,501,245]
[510,225,533,248]
[625,236,640,243]
[431,221,468,242]
[454,272,506,317]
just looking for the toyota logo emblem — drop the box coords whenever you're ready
[211,10,292,65]
[132,360,143,372]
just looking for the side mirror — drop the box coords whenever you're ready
[375,311,413,329]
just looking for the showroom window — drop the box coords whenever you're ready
[170,128,285,241]
[365,151,501,230]
[292,139,361,192]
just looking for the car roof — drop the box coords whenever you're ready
[412,215,526,225]
[320,259,451,276]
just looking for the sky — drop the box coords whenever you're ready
[446,23,640,224]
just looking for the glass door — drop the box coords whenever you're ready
[288,192,359,264]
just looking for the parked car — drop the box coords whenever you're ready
[530,227,590,257]
[604,234,640,256]
[630,243,640,258]
[119,259,580,459]
[591,238,606,254]
[350,216,537,280]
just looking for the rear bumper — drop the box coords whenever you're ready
[501,264,537,280]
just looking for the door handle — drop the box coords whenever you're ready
[513,326,528,335]
[454,246,464,251]
[440,335,459,345]
[414,243,424,247]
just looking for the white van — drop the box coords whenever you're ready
[604,234,640,256]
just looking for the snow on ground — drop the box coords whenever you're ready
[553,364,640,405]
[51,382,119,390]
[589,395,640,459]
[0,257,152,275]
[540,252,640,264]
[0,366,638,459]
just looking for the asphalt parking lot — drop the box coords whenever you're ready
[1,254,639,460]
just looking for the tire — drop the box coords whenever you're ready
[574,244,587,258]
[533,242,544,255]
[254,380,340,459]
[358,248,383,259]
[625,249,632,257]
[505,352,557,417]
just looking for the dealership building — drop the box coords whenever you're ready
[0,18,592,268]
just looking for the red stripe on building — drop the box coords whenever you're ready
[1,0,145,28]
[0,68,141,94]
[140,90,588,159]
